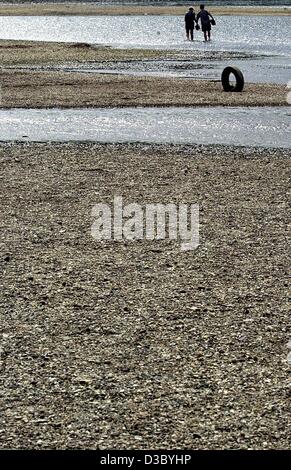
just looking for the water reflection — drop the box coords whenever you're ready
[0,107,289,147]
[0,15,290,56]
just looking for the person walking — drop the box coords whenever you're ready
[184,7,196,41]
[197,4,215,42]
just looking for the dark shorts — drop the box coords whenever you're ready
[185,24,194,32]
[202,23,211,32]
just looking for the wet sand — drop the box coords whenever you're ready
[0,41,286,108]
[0,4,290,16]
[0,141,290,449]
[0,40,174,65]
[0,68,286,108]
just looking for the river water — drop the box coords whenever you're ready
[0,14,290,83]
[0,15,289,56]
[0,107,290,147]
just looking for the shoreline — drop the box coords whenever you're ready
[0,40,260,65]
[0,4,290,16]
[0,40,286,108]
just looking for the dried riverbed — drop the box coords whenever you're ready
[0,68,286,109]
[0,142,290,449]
[0,4,290,450]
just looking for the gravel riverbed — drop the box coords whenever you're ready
[0,142,290,449]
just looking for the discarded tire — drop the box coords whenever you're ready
[221,66,244,92]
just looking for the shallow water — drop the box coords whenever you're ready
[1,14,290,84]
[33,55,288,84]
[0,107,289,147]
[0,15,289,56]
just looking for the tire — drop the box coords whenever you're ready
[221,66,244,92]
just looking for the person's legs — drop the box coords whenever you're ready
[202,25,207,41]
[186,27,190,40]
[190,28,194,41]
[208,29,211,40]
